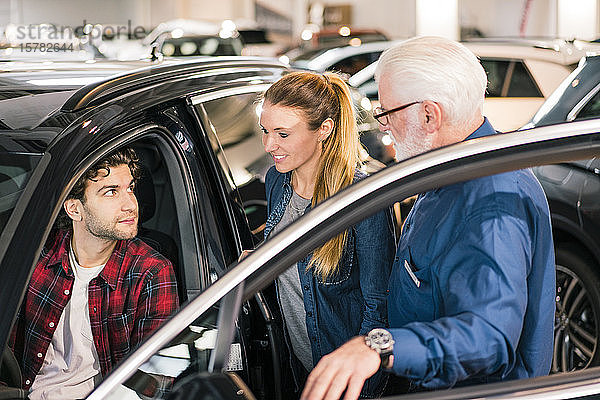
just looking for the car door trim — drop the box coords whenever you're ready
[189,84,272,106]
[567,81,600,121]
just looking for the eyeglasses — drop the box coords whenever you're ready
[373,101,422,125]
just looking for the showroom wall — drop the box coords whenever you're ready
[460,0,556,37]
[1,0,600,42]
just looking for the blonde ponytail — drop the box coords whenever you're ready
[309,73,360,279]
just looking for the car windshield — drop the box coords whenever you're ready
[317,33,387,47]
[0,150,42,235]
[290,47,331,62]
[161,36,242,57]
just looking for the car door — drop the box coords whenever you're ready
[0,102,246,386]
[86,119,600,399]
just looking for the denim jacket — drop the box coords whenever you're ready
[264,166,396,396]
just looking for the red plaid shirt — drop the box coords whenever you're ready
[9,230,179,390]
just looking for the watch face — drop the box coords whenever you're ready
[369,329,392,349]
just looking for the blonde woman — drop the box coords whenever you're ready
[259,71,395,398]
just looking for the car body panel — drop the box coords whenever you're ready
[483,98,545,131]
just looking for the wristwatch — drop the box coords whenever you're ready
[365,328,395,370]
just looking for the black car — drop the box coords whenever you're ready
[2,57,600,400]
[0,56,388,398]
[523,55,600,372]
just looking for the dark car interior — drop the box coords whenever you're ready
[133,141,186,303]
[0,153,42,235]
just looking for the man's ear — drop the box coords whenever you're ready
[64,199,83,222]
[318,118,334,142]
[422,101,443,133]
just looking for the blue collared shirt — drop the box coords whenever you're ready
[388,118,555,389]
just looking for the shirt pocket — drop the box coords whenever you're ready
[398,252,436,322]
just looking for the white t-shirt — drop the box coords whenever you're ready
[29,247,105,400]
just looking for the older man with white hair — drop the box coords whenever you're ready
[300,36,555,400]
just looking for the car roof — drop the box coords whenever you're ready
[0,56,287,134]
[297,37,595,78]
[463,38,600,65]
[0,59,160,130]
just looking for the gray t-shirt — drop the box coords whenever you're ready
[272,189,313,371]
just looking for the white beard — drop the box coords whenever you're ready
[388,110,434,161]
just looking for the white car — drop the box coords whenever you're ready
[97,19,243,61]
[295,38,600,132]
[286,40,400,76]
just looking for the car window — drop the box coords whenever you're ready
[575,90,600,120]
[329,52,383,76]
[0,151,41,235]
[193,92,273,240]
[3,130,207,395]
[507,61,542,97]
[480,59,509,97]
[102,300,222,399]
[161,36,242,57]
[480,59,542,98]
[317,33,388,47]
[132,138,193,302]
[356,77,378,100]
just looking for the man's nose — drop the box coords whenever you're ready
[123,192,138,212]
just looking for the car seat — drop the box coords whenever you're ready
[135,165,185,303]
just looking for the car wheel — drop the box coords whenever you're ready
[554,244,600,373]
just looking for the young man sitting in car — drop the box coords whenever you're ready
[9,147,179,400]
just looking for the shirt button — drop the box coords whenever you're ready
[93,307,97,313]
[307,311,313,317]
[303,285,309,291]
[25,379,30,385]
[37,353,43,358]
[48,322,55,328]
[64,289,70,295]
